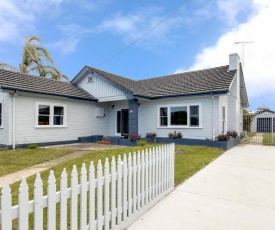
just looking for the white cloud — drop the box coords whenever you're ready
[97,7,184,51]
[0,0,64,43]
[175,0,275,106]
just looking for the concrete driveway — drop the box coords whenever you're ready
[128,144,275,230]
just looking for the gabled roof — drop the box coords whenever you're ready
[0,69,97,101]
[73,65,236,98]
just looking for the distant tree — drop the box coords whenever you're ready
[257,106,270,111]
[0,36,68,81]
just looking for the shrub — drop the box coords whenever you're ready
[226,130,238,138]
[28,144,38,149]
[137,140,147,146]
[216,134,231,141]
[168,131,182,139]
[145,132,157,138]
[128,132,141,141]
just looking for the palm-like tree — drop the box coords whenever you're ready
[0,36,69,81]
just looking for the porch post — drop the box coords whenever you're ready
[128,99,138,134]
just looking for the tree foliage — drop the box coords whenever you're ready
[0,36,68,81]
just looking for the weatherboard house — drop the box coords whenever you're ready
[0,53,248,148]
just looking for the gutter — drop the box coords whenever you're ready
[1,86,98,102]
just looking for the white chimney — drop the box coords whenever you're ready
[229,53,240,71]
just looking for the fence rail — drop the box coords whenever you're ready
[0,144,175,229]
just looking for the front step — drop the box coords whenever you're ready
[97,138,110,145]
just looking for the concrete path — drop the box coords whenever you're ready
[128,145,275,230]
[0,143,125,187]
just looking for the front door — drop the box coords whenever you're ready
[121,109,129,136]
[116,109,129,137]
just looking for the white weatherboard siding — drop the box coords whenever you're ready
[0,91,11,146]
[12,95,109,145]
[77,72,128,102]
[227,75,237,132]
[138,97,219,139]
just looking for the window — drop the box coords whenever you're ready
[222,106,226,133]
[159,104,201,128]
[190,105,199,127]
[171,106,187,125]
[117,111,121,133]
[160,107,168,126]
[37,103,66,127]
[0,102,2,127]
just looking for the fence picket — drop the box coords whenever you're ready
[1,182,12,229]
[34,173,43,230]
[80,163,87,230]
[132,152,137,213]
[117,155,122,224]
[47,171,56,230]
[149,149,152,202]
[111,156,116,228]
[122,154,128,221]
[97,160,103,229]
[89,162,96,230]
[137,151,141,210]
[0,144,175,230]
[141,150,145,207]
[128,153,132,216]
[60,169,68,230]
[104,159,110,230]
[152,148,156,199]
[70,166,78,230]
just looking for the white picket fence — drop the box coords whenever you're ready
[0,144,175,229]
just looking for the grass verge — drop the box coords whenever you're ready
[8,144,223,229]
[0,148,75,177]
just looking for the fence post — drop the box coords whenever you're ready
[70,166,78,230]
[47,171,56,230]
[117,155,122,224]
[97,160,103,230]
[111,156,116,228]
[60,169,68,230]
[80,163,87,230]
[89,162,95,230]
[104,159,110,230]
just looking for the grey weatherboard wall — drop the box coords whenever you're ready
[128,99,138,134]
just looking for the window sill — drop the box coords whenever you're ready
[35,126,67,129]
[157,126,202,129]
[0,127,3,129]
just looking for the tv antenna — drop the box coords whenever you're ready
[234,41,254,66]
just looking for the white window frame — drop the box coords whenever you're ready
[158,103,202,128]
[0,101,3,128]
[35,102,67,128]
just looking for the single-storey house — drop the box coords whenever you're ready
[250,110,275,133]
[0,53,248,148]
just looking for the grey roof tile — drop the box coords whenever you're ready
[0,69,96,101]
[88,65,236,98]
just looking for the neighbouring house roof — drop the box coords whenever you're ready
[83,65,237,98]
[0,69,97,101]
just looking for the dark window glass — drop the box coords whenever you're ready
[53,106,64,125]
[38,105,50,125]
[171,106,187,125]
[190,105,199,127]
[117,111,121,133]
[0,103,2,126]
[38,115,50,125]
[39,105,50,115]
[160,107,168,126]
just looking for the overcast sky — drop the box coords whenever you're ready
[0,0,274,111]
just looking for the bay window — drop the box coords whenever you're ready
[37,103,66,127]
[159,104,201,128]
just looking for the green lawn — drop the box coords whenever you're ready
[7,144,223,229]
[0,148,75,177]
[263,133,275,145]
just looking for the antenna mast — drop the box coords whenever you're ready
[234,41,254,66]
